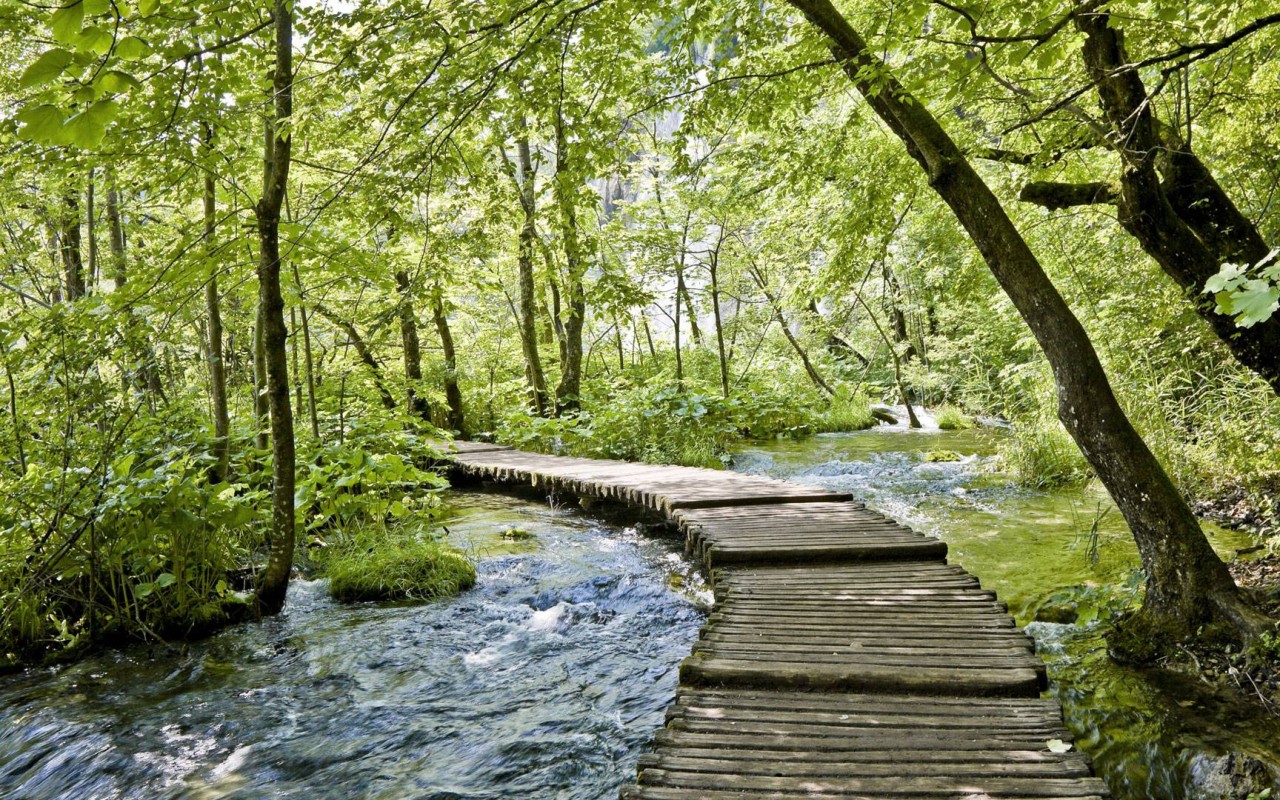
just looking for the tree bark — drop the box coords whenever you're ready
[394,269,431,422]
[105,175,165,401]
[253,0,296,617]
[203,159,230,483]
[747,262,834,396]
[553,90,585,414]
[431,286,466,434]
[290,262,319,439]
[85,173,97,290]
[1043,10,1280,395]
[512,121,551,416]
[788,0,1266,644]
[252,305,270,452]
[59,195,85,301]
[708,228,730,397]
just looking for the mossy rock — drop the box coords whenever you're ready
[500,526,535,541]
[924,450,963,463]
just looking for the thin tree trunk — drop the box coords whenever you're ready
[315,304,397,411]
[85,173,97,292]
[748,263,833,396]
[394,270,431,421]
[290,262,319,439]
[60,195,85,301]
[708,232,730,398]
[253,0,296,616]
[853,292,921,428]
[512,120,551,416]
[253,306,269,451]
[202,158,230,482]
[291,307,303,419]
[105,176,165,401]
[641,310,657,358]
[882,262,917,361]
[553,84,585,414]
[431,287,466,434]
[789,0,1266,644]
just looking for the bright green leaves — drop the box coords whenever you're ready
[15,99,118,147]
[19,49,75,88]
[50,2,86,46]
[115,36,154,60]
[1205,253,1280,328]
[139,0,162,16]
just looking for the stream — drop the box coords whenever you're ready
[0,492,706,799]
[732,409,1280,799]
[3,420,1278,799]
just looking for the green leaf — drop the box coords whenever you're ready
[50,2,85,46]
[389,499,409,518]
[97,70,142,94]
[64,99,118,148]
[20,49,74,88]
[1046,739,1073,753]
[133,581,155,598]
[83,0,109,13]
[154,572,177,588]
[75,25,114,55]
[139,0,161,16]
[115,36,153,60]
[14,104,67,143]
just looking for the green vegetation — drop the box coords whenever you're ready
[0,0,1277,663]
[934,407,974,431]
[315,527,475,604]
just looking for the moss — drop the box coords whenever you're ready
[318,527,476,603]
[500,526,534,541]
[924,450,963,463]
[935,406,974,430]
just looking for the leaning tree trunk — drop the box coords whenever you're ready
[253,0,296,617]
[788,0,1268,647]
[202,159,230,483]
[513,121,551,416]
[315,304,397,412]
[105,176,165,402]
[394,270,431,422]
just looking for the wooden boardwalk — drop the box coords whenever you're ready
[445,441,1109,799]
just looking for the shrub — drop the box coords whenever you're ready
[816,386,876,432]
[1000,418,1092,488]
[316,527,476,602]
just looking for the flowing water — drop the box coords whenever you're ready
[732,410,1280,799]
[0,491,707,800]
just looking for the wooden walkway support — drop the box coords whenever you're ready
[445,441,1110,799]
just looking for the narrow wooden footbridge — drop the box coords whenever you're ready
[445,441,1110,799]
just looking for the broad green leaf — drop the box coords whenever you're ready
[83,0,109,13]
[115,36,153,60]
[64,98,118,148]
[75,25,114,55]
[139,0,161,15]
[133,581,155,598]
[154,572,177,588]
[50,2,85,46]
[14,104,67,143]
[97,70,142,94]
[20,49,75,88]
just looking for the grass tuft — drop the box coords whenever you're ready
[318,527,476,603]
[935,406,974,430]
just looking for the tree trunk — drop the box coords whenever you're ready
[203,161,230,483]
[431,287,466,434]
[60,195,85,301]
[748,263,833,396]
[513,121,551,416]
[709,231,730,398]
[105,176,165,401]
[253,0,296,617]
[290,262,319,439]
[394,269,431,422]
[1017,11,1280,396]
[553,93,585,414]
[788,0,1267,646]
[315,304,397,411]
[253,306,270,452]
[882,262,917,361]
[85,173,97,291]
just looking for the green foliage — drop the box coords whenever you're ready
[816,386,876,433]
[314,526,475,603]
[1000,418,1093,489]
[935,406,974,431]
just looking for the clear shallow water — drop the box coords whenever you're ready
[0,491,706,800]
[734,424,1280,799]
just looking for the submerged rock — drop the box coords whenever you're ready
[870,406,899,425]
[1186,751,1280,799]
